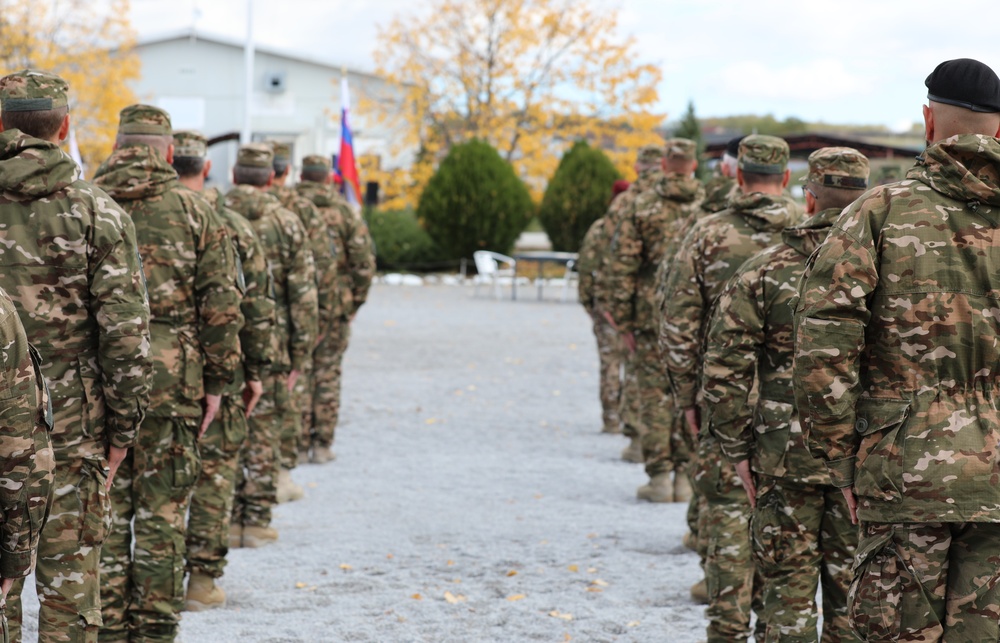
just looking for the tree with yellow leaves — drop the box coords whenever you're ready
[0,0,140,171]
[373,0,663,208]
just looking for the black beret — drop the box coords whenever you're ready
[726,136,744,158]
[925,58,1000,113]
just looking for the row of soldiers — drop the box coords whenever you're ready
[578,57,1000,642]
[0,68,374,643]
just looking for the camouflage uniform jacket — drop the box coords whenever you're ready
[605,173,704,334]
[296,181,375,319]
[197,187,275,392]
[270,184,339,333]
[0,130,151,452]
[226,185,318,374]
[794,134,1000,523]
[701,174,738,214]
[94,144,241,418]
[701,208,843,485]
[662,191,803,408]
[0,287,54,578]
[593,167,664,314]
[576,217,606,314]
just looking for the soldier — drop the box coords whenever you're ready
[577,212,623,434]
[703,147,870,641]
[701,136,743,214]
[794,58,1000,642]
[93,105,242,642]
[268,143,337,497]
[295,155,375,463]
[662,135,803,642]
[226,144,318,547]
[0,70,152,643]
[171,130,276,611]
[0,286,56,642]
[594,144,665,463]
[605,139,704,502]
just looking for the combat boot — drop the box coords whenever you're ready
[311,446,336,464]
[185,572,226,612]
[298,448,311,464]
[673,472,693,503]
[620,437,644,463]
[690,578,709,604]
[601,421,622,434]
[240,525,279,548]
[636,473,673,502]
[276,469,305,503]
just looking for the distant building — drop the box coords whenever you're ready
[132,28,415,196]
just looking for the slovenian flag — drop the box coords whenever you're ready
[339,76,362,207]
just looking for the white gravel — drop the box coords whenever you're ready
[20,284,709,642]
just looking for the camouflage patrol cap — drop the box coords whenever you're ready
[270,141,292,162]
[664,138,697,162]
[302,154,332,172]
[173,130,207,158]
[803,147,870,190]
[0,69,69,112]
[118,104,172,136]
[236,143,273,168]
[637,144,665,165]
[738,135,789,175]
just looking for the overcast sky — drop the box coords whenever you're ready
[130,0,1000,132]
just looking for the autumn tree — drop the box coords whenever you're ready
[0,0,140,171]
[374,0,663,206]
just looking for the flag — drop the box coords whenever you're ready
[339,75,362,207]
[68,126,85,178]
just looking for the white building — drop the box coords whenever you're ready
[133,28,415,196]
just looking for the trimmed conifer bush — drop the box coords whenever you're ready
[538,141,620,252]
[418,139,533,261]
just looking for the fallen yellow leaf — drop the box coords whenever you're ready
[549,610,573,621]
[586,533,598,539]
[410,593,422,600]
[592,579,609,587]
[552,390,561,396]
[425,418,438,425]
[506,570,518,577]
[567,565,579,572]
[586,587,603,593]
[627,621,640,627]
[569,343,578,350]
[295,582,307,589]
[446,560,455,566]
[587,568,597,573]
[534,493,543,499]
[467,385,477,391]
[507,594,526,601]
[386,554,394,559]
[340,564,353,570]
[384,320,397,327]
[306,482,318,489]
[564,635,572,642]
[444,591,466,604]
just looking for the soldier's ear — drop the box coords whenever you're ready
[165,144,174,165]
[780,169,791,189]
[57,114,70,142]
[922,104,935,144]
[203,159,212,180]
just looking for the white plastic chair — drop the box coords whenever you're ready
[473,251,517,300]
[560,259,579,302]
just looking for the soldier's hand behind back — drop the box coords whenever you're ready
[199,393,222,439]
[734,460,756,508]
[106,445,128,491]
[243,380,263,418]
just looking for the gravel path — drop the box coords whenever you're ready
[21,284,709,642]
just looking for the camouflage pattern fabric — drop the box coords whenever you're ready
[701,174,738,214]
[234,373,287,527]
[576,217,604,312]
[93,141,241,642]
[850,522,1000,642]
[0,129,152,642]
[752,475,858,642]
[700,488,754,643]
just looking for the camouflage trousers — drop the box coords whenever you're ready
[619,353,640,440]
[233,373,288,528]
[302,318,351,450]
[849,521,1000,642]
[281,380,304,470]
[751,476,858,643]
[186,396,248,579]
[590,315,622,432]
[626,330,689,476]
[8,451,107,643]
[100,417,201,643]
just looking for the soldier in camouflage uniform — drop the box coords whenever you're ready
[577,214,623,434]
[605,139,704,503]
[662,135,803,642]
[93,105,242,642]
[794,58,1000,642]
[594,144,665,462]
[701,136,743,214]
[295,155,375,463]
[0,70,152,643]
[226,144,318,547]
[703,147,870,642]
[0,286,56,643]
[171,131,276,612]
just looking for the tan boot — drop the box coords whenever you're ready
[673,472,693,503]
[241,525,278,548]
[311,446,336,464]
[682,531,697,551]
[636,473,673,502]
[601,421,622,434]
[690,578,709,604]
[276,469,305,503]
[228,524,243,549]
[298,448,311,464]
[620,437,644,463]
[185,572,226,612]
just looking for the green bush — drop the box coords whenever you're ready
[417,139,533,261]
[538,140,620,252]
[364,208,440,270]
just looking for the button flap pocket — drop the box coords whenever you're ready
[854,398,910,436]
